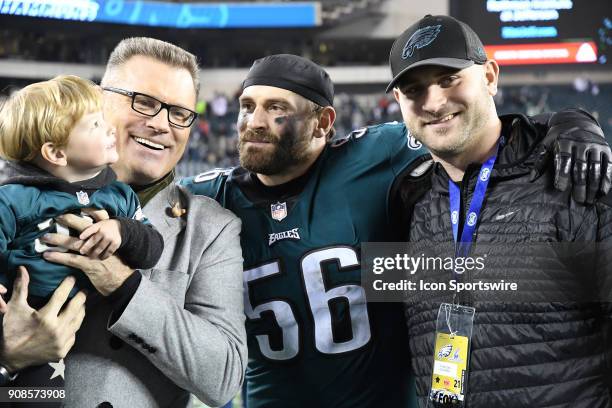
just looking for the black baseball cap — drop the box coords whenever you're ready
[386,15,488,92]
[242,54,334,107]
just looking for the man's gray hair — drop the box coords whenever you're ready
[102,37,200,94]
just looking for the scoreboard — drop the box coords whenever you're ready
[450,0,611,67]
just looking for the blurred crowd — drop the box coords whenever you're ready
[176,82,612,177]
[1,82,610,179]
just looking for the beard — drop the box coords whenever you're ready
[238,126,313,175]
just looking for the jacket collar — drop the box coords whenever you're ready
[132,170,176,207]
[430,113,542,194]
[2,161,116,195]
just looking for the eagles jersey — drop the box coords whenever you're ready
[0,165,147,298]
[180,123,427,408]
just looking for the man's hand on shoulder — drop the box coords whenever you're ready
[530,108,611,204]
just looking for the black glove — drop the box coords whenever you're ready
[530,109,612,204]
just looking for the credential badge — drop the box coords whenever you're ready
[76,191,90,205]
[271,202,288,222]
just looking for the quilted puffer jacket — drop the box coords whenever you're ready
[395,114,612,407]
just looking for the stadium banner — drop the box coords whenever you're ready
[485,41,598,65]
[450,0,610,67]
[0,0,320,28]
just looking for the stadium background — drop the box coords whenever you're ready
[0,0,610,406]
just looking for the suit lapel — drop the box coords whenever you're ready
[143,184,185,241]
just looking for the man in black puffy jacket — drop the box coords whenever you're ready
[387,14,612,408]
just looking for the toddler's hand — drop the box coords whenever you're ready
[78,219,122,260]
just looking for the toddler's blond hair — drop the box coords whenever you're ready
[0,75,102,162]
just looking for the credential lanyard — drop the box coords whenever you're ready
[449,137,504,259]
[430,138,504,407]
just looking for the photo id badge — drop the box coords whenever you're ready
[427,303,475,408]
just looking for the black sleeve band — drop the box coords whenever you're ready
[116,217,164,269]
[107,270,142,325]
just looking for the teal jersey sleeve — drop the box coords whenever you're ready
[334,122,428,175]
[0,185,38,288]
[332,122,429,229]
[0,186,20,252]
[369,121,429,176]
[178,168,233,203]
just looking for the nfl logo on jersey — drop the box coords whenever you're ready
[271,202,288,221]
[76,190,90,205]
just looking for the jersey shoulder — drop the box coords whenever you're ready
[328,122,427,169]
[331,121,423,151]
[100,181,146,219]
[0,184,42,216]
[102,180,136,201]
[179,167,235,201]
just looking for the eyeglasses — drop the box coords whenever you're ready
[102,87,197,128]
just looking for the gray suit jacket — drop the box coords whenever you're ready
[64,184,247,408]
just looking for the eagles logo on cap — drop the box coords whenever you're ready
[402,25,442,59]
[386,15,488,92]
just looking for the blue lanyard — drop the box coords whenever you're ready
[449,137,504,258]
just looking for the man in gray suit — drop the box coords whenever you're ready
[0,38,246,408]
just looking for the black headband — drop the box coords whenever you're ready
[242,54,334,107]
